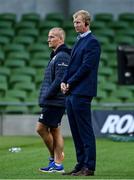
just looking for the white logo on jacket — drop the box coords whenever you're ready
[58,62,68,67]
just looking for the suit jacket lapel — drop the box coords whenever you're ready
[71,39,81,57]
[71,33,91,57]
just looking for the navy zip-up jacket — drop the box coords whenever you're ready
[62,33,101,97]
[39,44,71,107]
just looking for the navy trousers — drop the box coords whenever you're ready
[66,95,96,171]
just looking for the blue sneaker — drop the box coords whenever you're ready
[39,161,65,173]
[48,157,54,165]
[39,157,54,172]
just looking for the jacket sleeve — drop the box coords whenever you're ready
[61,66,69,83]
[67,39,100,88]
[45,54,70,99]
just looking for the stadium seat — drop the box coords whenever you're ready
[45,12,64,24]
[5,105,29,114]
[15,21,36,30]
[18,29,39,39]
[39,20,61,32]
[13,82,36,93]
[5,89,27,101]
[66,36,76,46]
[99,66,113,77]
[100,82,117,95]
[94,13,114,23]
[0,96,19,102]
[0,50,5,64]
[0,21,12,29]
[102,44,117,53]
[94,29,115,41]
[98,75,106,84]
[32,51,50,60]
[108,21,129,31]
[116,29,134,38]
[35,73,43,88]
[91,21,106,31]
[0,82,8,96]
[28,90,39,101]
[36,68,44,78]
[97,36,109,45]
[0,13,16,25]
[107,73,118,83]
[66,29,77,38]
[0,75,7,82]
[114,36,134,45]
[37,35,48,44]
[4,59,25,68]
[0,28,15,39]
[0,96,21,113]
[0,36,10,46]
[62,20,74,31]
[29,106,40,114]
[26,91,38,104]
[30,59,48,68]
[21,12,41,25]
[7,51,30,64]
[28,43,48,52]
[4,43,25,53]
[126,97,134,103]
[112,88,133,101]
[124,85,134,93]
[100,96,122,103]
[39,29,49,38]
[96,89,107,100]
[105,53,117,67]
[100,52,108,63]
[13,35,34,46]
[107,58,117,68]
[118,12,134,23]
[12,67,36,79]
[0,67,10,77]
[9,74,32,86]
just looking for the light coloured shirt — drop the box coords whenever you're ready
[79,30,91,38]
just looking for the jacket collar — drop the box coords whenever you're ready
[50,44,71,59]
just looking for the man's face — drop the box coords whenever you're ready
[73,15,87,33]
[48,30,61,49]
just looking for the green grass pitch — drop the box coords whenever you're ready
[0,136,134,179]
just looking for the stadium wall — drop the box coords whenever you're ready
[69,0,134,19]
[0,111,133,137]
[0,0,65,19]
[0,114,72,137]
[0,0,134,18]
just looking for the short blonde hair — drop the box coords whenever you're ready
[73,10,91,26]
[49,27,66,41]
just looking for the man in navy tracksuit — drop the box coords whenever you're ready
[36,27,70,173]
[61,10,101,176]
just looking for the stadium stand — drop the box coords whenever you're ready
[21,12,41,25]
[94,13,114,23]
[0,12,134,113]
[0,13,16,25]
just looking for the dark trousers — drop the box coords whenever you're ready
[66,95,96,171]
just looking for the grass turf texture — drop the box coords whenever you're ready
[0,136,134,179]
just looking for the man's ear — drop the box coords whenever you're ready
[85,22,89,26]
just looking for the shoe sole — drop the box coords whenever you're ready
[39,169,65,173]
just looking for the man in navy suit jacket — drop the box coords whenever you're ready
[61,10,101,176]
